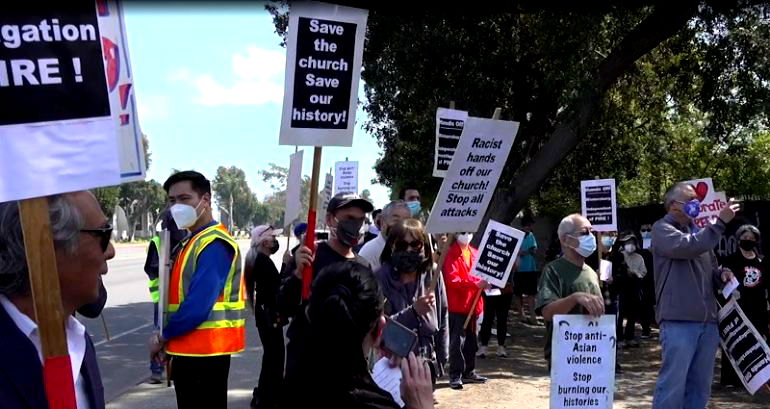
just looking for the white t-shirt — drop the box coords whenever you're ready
[359,234,387,272]
[0,295,91,409]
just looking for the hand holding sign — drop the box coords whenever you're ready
[571,292,605,317]
[718,199,741,224]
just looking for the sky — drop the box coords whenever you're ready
[123,3,391,213]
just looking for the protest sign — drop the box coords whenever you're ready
[550,314,616,409]
[285,150,304,227]
[470,220,524,288]
[279,2,368,147]
[0,3,122,202]
[97,0,145,182]
[433,108,468,178]
[682,178,729,229]
[718,298,770,394]
[581,179,617,232]
[334,160,358,194]
[425,116,519,234]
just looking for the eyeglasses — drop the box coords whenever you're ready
[394,239,424,252]
[80,224,113,252]
[570,230,593,237]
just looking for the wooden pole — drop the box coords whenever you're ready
[19,197,77,409]
[302,146,323,300]
[449,101,455,110]
[101,313,111,341]
[462,107,502,330]
[428,234,455,294]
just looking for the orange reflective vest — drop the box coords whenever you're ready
[165,223,245,356]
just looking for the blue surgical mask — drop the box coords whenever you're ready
[682,199,701,219]
[640,231,652,239]
[406,201,421,217]
[601,236,616,248]
[571,234,597,257]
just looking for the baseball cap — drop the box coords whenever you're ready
[251,225,283,247]
[326,192,374,214]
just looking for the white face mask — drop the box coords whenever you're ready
[456,233,473,245]
[170,201,203,229]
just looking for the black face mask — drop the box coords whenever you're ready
[270,238,280,255]
[739,240,757,251]
[392,250,425,273]
[335,218,364,248]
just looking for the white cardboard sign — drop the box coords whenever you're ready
[425,117,519,234]
[718,298,770,395]
[433,108,468,178]
[580,179,617,232]
[279,2,368,147]
[550,314,616,409]
[470,220,524,288]
[334,160,358,195]
[284,150,304,227]
[98,0,145,182]
[682,178,728,229]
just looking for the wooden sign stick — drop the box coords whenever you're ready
[19,197,77,409]
[462,107,502,331]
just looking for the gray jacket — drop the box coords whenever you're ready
[377,263,449,377]
[652,214,725,323]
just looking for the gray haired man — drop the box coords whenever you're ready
[0,192,115,409]
[358,200,411,271]
[652,182,739,409]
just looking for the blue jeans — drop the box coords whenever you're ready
[653,321,719,409]
[150,303,163,375]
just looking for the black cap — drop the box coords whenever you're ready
[327,192,374,214]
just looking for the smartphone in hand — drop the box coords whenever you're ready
[381,317,418,359]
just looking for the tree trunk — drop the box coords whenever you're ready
[473,2,698,245]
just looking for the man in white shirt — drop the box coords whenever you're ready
[358,200,411,271]
[0,191,115,409]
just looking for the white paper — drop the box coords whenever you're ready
[681,178,729,229]
[433,108,468,178]
[279,2,368,147]
[550,315,616,409]
[722,276,740,299]
[157,230,170,333]
[98,0,146,182]
[372,357,405,408]
[642,238,652,250]
[581,179,617,233]
[484,288,502,296]
[425,117,519,234]
[284,150,304,227]
[334,161,358,195]
[599,260,613,282]
[470,220,525,288]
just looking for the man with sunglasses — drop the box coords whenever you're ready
[536,214,604,370]
[651,183,739,409]
[0,192,115,409]
[279,192,374,389]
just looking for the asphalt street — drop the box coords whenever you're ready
[78,237,296,408]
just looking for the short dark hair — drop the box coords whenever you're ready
[163,170,211,196]
[398,186,418,200]
[522,214,535,227]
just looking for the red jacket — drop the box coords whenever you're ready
[442,242,483,316]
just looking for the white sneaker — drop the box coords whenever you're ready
[496,345,508,357]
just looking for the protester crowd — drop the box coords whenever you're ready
[2,173,770,409]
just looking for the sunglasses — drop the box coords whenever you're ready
[640,229,651,233]
[394,239,424,252]
[80,224,113,252]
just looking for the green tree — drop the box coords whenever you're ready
[95,133,153,219]
[260,163,311,227]
[271,2,770,234]
[119,180,166,240]
[361,189,371,201]
[212,166,259,229]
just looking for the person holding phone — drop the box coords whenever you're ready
[377,219,449,389]
[285,261,434,409]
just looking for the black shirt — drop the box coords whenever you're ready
[278,241,370,384]
[244,250,281,309]
[726,252,769,336]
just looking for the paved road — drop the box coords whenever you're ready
[79,237,296,407]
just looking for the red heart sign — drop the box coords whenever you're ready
[694,182,708,201]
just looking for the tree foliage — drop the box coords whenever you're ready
[119,180,166,240]
[212,166,259,229]
[257,163,311,227]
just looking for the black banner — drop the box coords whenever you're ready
[718,299,770,393]
[436,117,465,172]
[290,17,356,129]
[0,4,110,125]
[585,184,614,225]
